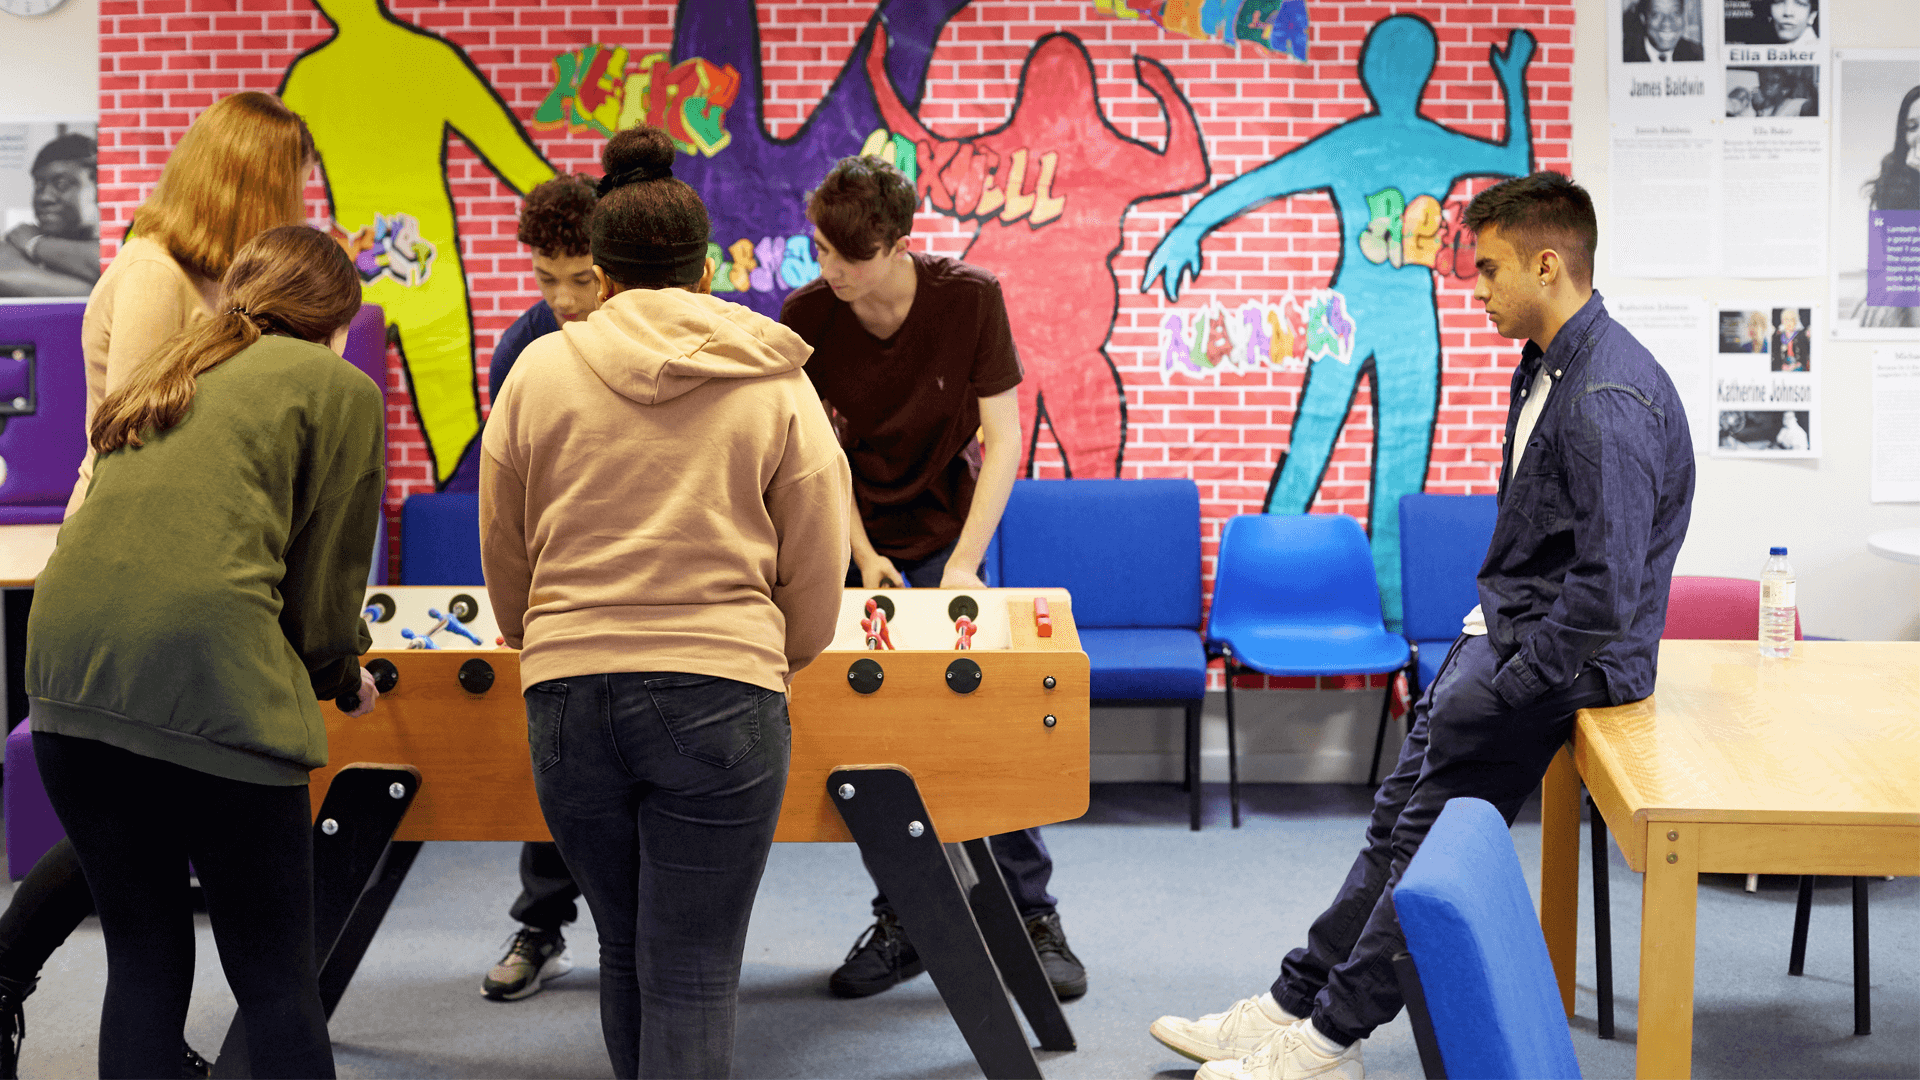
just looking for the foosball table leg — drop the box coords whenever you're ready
[829,766,1045,1080]
[959,837,1076,1051]
[212,764,421,1079]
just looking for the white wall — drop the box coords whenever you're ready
[1577,0,1920,643]
[0,0,98,119]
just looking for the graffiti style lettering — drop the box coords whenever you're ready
[779,235,820,289]
[708,234,820,294]
[1096,0,1310,60]
[749,235,785,292]
[534,47,739,156]
[1360,187,1407,268]
[1141,15,1534,628]
[1360,187,1459,273]
[859,128,919,184]
[534,45,631,136]
[338,212,438,287]
[1157,293,1357,378]
[726,238,757,293]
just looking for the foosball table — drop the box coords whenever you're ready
[215,585,1089,1080]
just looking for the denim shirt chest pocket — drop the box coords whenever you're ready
[1509,437,1569,533]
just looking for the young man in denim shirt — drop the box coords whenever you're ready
[1151,172,1695,1080]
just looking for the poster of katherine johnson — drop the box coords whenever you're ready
[0,122,101,300]
[1831,50,1920,339]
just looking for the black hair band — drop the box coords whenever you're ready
[591,236,709,286]
[597,163,673,197]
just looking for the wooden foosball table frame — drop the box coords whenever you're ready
[212,589,1089,1080]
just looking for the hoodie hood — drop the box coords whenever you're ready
[561,287,813,405]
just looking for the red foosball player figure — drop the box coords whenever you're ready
[953,615,976,651]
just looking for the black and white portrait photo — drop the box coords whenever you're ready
[0,122,101,300]
[1719,409,1812,452]
[1623,0,1705,63]
[1726,65,1820,117]
[1725,0,1818,47]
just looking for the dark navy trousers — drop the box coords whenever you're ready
[1271,634,1611,1046]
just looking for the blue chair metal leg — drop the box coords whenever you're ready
[1225,663,1242,829]
[1185,701,1202,831]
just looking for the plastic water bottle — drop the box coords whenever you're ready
[1759,547,1795,658]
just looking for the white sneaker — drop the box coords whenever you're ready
[1195,1021,1364,1080]
[1150,993,1296,1063]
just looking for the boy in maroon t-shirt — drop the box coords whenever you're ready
[780,156,1086,1001]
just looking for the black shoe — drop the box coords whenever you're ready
[828,913,924,998]
[180,1043,213,1078]
[1025,911,1087,1000]
[0,977,32,1080]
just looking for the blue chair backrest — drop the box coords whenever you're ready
[1398,494,1498,644]
[0,302,87,524]
[1396,798,1582,1080]
[400,492,483,585]
[992,478,1200,629]
[1206,513,1384,637]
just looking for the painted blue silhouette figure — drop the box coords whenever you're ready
[669,0,974,321]
[1143,15,1534,629]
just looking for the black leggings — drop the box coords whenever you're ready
[0,839,93,991]
[33,732,333,1079]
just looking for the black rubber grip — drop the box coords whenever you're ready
[337,691,361,713]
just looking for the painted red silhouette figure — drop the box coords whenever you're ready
[869,31,1208,477]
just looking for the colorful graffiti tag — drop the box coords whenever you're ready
[1159,292,1356,377]
[533,46,741,156]
[865,31,1209,478]
[1143,14,1534,626]
[1092,0,1311,61]
[334,212,437,288]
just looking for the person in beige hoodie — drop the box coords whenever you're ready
[478,127,850,1080]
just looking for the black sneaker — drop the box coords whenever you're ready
[482,926,573,1001]
[0,977,32,1080]
[180,1043,213,1078]
[828,913,925,998]
[1025,911,1087,1000]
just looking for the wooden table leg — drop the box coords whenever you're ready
[1637,821,1699,1080]
[1539,743,1582,1017]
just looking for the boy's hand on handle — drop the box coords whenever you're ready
[337,666,380,717]
[856,552,904,589]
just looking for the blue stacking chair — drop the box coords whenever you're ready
[400,492,483,585]
[1393,797,1583,1080]
[1206,513,1411,825]
[1398,494,1498,701]
[989,479,1211,828]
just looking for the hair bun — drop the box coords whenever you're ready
[602,127,676,182]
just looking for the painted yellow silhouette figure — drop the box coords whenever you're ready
[282,0,554,483]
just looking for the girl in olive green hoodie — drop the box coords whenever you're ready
[27,226,383,1078]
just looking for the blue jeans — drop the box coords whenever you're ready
[1271,634,1611,1045]
[528,672,789,1080]
[846,546,1061,920]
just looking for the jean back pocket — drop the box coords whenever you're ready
[645,674,767,769]
[526,681,569,772]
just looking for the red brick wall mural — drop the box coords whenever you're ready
[96,0,1574,648]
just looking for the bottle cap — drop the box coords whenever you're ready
[1770,546,1787,555]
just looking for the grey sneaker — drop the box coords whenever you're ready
[481,926,572,1001]
[1025,911,1087,1000]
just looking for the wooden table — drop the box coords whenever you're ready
[0,523,57,588]
[1539,640,1920,1079]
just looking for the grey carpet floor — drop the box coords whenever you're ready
[8,784,1915,1079]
